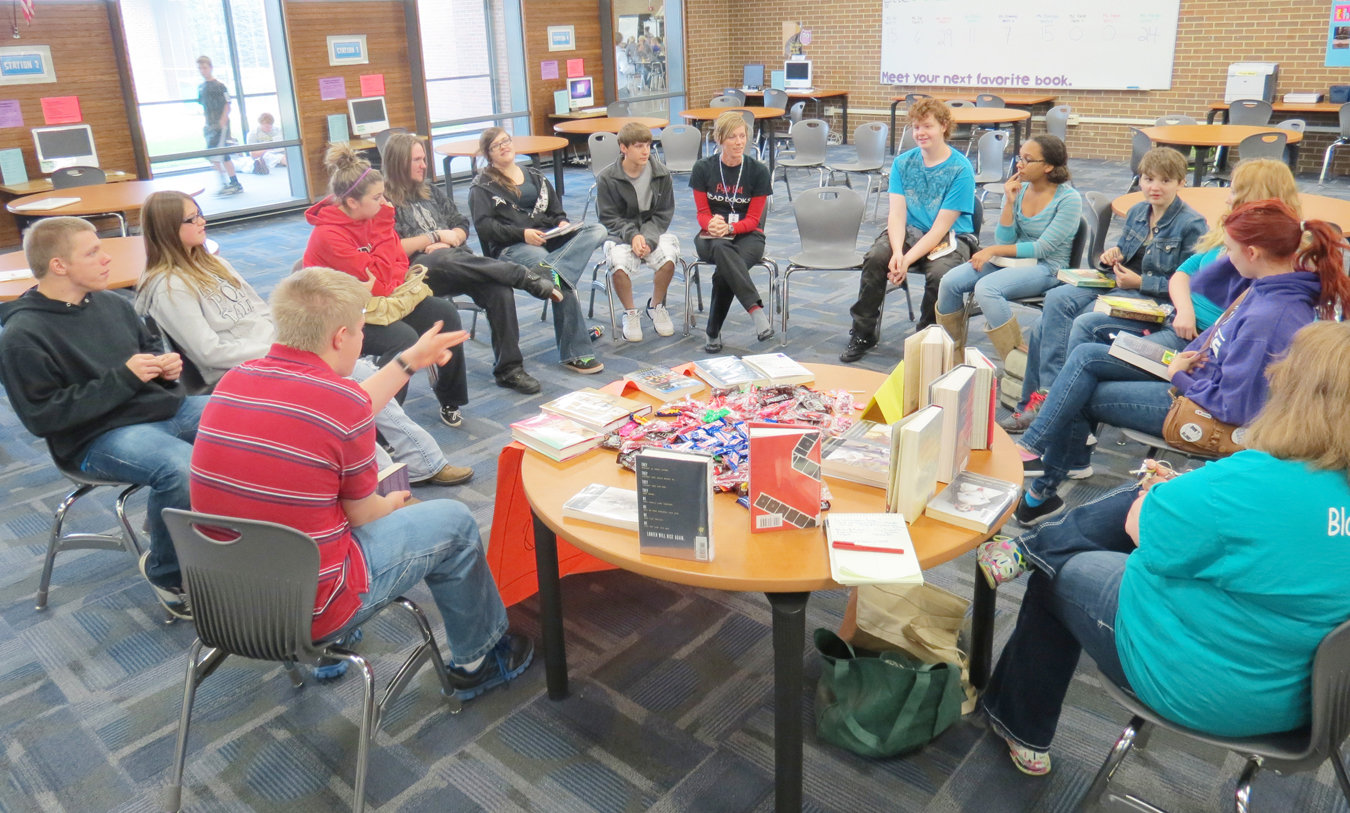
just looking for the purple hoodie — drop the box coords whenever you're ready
[1172,270,1320,426]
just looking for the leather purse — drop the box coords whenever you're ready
[1160,289,1250,458]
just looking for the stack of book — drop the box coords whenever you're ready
[510,413,605,461]
[691,353,815,390]
[903,325,956,413]
[625,366,707,401]
[821,419,892,488]
[885,404,943,521]
[541,388,652,432]
[929,365,976,483]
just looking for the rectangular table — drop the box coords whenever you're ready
[744,89,850,143]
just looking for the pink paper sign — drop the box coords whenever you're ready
[541,60,559,80]
[319,76,347,101]
[40,96,81,125]
[566,58,584,78]
[359,73,384,97]
[0,99,22,128]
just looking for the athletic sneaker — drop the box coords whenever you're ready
[998,390,1047,434]
[314,627,364,681]
[839,334,876,363]
[1013,492,1066,526]
[1021,455,1092,480]
[563,356,604,374]
[138,552,191,620]
[214,179,243,197]
[621,309,643,342]
[440,406,464,428]
[648,301,675,336]
[976,535,1027,589]
[447,633,535,701]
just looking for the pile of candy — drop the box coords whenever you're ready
[601,384,858,493]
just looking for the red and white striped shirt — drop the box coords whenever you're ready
[191,344,376,639]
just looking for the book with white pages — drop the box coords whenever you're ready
[963,347,997,451]
[742,353,814,386]
[885,404,943,520]
[0,268,33,282]
[11,196,80,212]
[924,471,1020,533]
[542,221,583,240]
[1108,332,1176,380]
[541,388,650,432]
[562,483,639,531]
[825,512,923,586]
[989,256,1038,268]
[692,355,764,390]
[929,365,976,483]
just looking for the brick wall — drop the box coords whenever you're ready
[684,0,1350,175]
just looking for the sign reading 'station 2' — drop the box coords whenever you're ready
[879,0,1180,91]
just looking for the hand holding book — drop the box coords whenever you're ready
[1166,349,1208,378]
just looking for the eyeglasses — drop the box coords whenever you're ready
[489,137,513,152]
[182,210,205,225]
[1015,156,1045,165]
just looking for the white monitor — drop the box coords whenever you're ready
[347,96,390,137]
[32,124,99,174]
[783,59,812,90]
[568,76,594,110]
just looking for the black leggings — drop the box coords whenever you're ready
[360,295,468,409]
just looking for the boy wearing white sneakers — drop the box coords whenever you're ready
[595,122,679,342]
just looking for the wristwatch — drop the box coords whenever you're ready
[426,231,438,245]
[394,353,416,376]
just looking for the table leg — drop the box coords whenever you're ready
[532,512,569,700]
[1192,146,1209,187]
[840,95,849,144]
[767,591,809,813]
[970,562,996,689]
[552,149,566,198]
[443,155,455,198]
[889,100,901,156]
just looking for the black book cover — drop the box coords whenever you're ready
[636,448,714,561]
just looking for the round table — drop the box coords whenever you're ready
[6,179,206,233]
[552,116,668,135]
[434,134,571,196]
[1140,125,1302,186]
[0,236,146,301]
[520,362,1022,812]
[679,106,787,176]
[889,96,1047,154]
[1111,188,1350,233]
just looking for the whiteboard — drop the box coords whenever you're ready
[879,0,1181,91]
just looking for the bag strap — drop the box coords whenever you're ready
[1197,288,1250,354]
[839,667,938,752]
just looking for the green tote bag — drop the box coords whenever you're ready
[814,627,965,758]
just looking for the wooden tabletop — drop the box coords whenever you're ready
[891,93,1056,106]
[1141,124,1302,148]
[743,89,848,100]
[0,169,136,197]
[0,235,145,301]
[948,107,1031,125]
[6,179,205,217]
[680,106,786,122]
[434,134,569,158]
[520,362,1023,594]
[1113,188,1350,231]
[552,116,668,135]
[1209,101,1341,115]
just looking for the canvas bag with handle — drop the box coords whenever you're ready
[852,581,978,714]
[361,264,433,326]
[1161,289,1250,457]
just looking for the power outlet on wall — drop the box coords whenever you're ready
[1066,113,1082,127]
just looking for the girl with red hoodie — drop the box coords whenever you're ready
[303,144,470,427]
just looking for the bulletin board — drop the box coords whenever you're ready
[879,0,1182,91]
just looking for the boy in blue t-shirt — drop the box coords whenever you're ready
[841,98,976,363]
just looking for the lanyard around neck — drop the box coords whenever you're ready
[717,159,744,214]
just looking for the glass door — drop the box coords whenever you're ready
[603,0,685,122]
[121,0,305,217]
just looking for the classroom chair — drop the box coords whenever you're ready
[974,93,1005,108]
[780,186,867,345]
[580,131,621,220]
[1085,190,1115,263]
[52,166,127,235]
[774,119,830,201]
[824,122,889,220]
[719,88,747,105]
[1127,129,1152,193]
[972,130,1012,207]
[1320,103,1350,184]
[585,255,694,341]
[1206,132,1286,186]
[880,205,984,330]
[1045,105,1070,141]
[1276,119,1304,167]
[658,124,700,173]
[710,94,741,108]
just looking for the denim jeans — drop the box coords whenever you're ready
[1018,284,1098,408]
[501,223,607,363]
[1066,311,1189,360]
[1016,484,1142,577]
[80,395,209,588]
[936,260,1058,327]
[414,247,527,379]
[351,358,447,482]
[980,548,1132,751]
[343,499,508,667]
[849,227,973,336]
[1021,343,1173,497]
[359,295,468,409]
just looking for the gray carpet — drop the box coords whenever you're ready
[2,148,1349,812]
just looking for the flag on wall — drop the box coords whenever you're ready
[18,0,34,23]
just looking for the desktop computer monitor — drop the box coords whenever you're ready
[568,76,594,110]
[742,63,765,90]
[784,59,812,90]
[347,96,390,137]
[32,124,99,174]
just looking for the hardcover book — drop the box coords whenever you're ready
[562,483,639,530]
[903,325,955,413]
[1108,332,1176,380]
[748,422,822,532]
[924,471,1020,532]
[636,448,714,561]
[885,404,943,521]
[541,388,651,432]
[1094,294,1172,323]
[821,419,892,488]
[929,365,976,484]
[626,366,706,401]
[510,413,605,462]
[375,462,410,497]
[742,353,815,386]
[963,347,997,451]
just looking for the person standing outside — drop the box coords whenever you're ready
[596,121,680,342]
[839,97,976,363]
[196,56,242,197]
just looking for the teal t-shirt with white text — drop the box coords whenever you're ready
[1117,450,1350,737]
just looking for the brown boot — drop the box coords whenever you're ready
[935,306,968,355]
[985,317,1027,400]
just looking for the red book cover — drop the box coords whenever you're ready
[748,422,822,533]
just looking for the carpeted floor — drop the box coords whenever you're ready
[2,145,1349,812]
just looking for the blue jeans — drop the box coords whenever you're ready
[980,497,1133,750]
[936,261,1058,328]
[1021,343,1173,497]
[80,395,209,588]
[352,358,446,482]
[344,499,508,667]
[1016,484,1142,577]
[501,223,607,363]
[1066,311,1190,360]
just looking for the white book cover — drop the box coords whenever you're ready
[929,365,976,483]
[742,353,814,385]
[541,388,648,432]
[692,356,763,390]
[825,512,923,586]
[12,196,80,212]
[886,404,943,520]
[563,483,639,531]
[924,471,1020,533]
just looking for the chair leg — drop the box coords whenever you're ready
[37,484,94,610]
[604,264,620,342]
[1234,758,1261,813]
[587,261,602,319]
[347,652,377,813]
[382,597,462,713]
[1081,715,1145,810]
[1322,142,1343,184]
[678,258,692,336]
[283,661,306,688]
[780,265,795,347]
[166,641,227,813]
[1331,743,1350,808]
[114,484,145,558]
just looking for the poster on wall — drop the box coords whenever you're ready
[1328,2,1350,67]
[0,46,56,85]
[548,26,576,52]
[327,35,369,66]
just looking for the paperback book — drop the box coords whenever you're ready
[748,422,822,532]
[510,413,605,462]
[924,471,1020,532]
[989,256,1038,268]
[626,366,706,401]
[929,365,976,483]
[636,448,714,561]
[825,512,923,586]
[1057,267,1116,288]
[1094,294,1172,324]
[541,388,651,433]
[742,353,815,386]
[963,347,997,451]
[562,483,639,530]
[821,419,892,488]
[375,462,410,497]
[692,355,766,390]
[902,325,955,414]
[926,232,957,261]
[1107,332,1176,380]
[885,404,943,521]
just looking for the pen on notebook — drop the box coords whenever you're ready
[831,540,905,554]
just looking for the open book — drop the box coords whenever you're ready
[542,221,583,240]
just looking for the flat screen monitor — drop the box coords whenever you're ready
[742,63,765,90]
[784,59,812,90]
[347,96,390,137]
[33,124,99,174]
[568,76,594,110]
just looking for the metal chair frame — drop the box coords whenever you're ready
[585,256,694,340]
[37,461,145,612]
[781,186,867,345]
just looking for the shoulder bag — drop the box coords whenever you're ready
[1161,289,1249,457]
[362,264,432,326]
